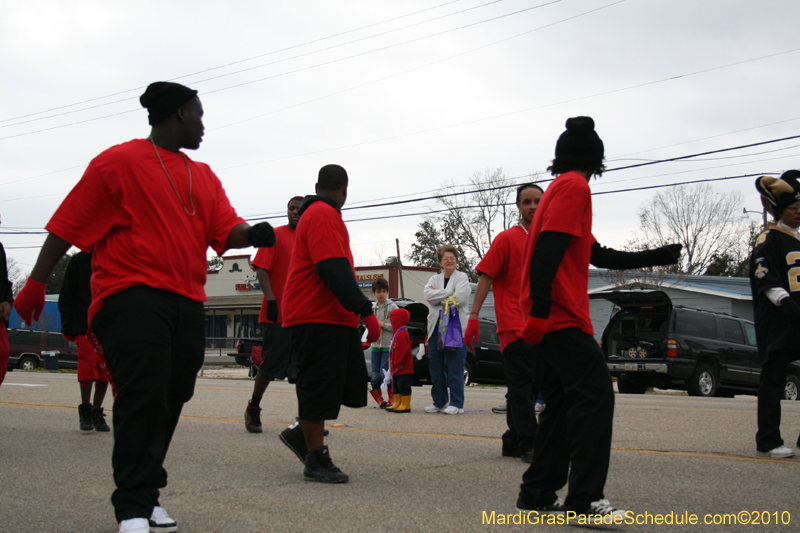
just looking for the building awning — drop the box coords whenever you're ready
[205,294,263,310]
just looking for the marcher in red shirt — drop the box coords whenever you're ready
[280,164,381,483]
[516,117,681,522]
[466,183,543,462]
[58,251,111,433]
[14,82,276,533]
[244,196,303,433]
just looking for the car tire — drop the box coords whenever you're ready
[687,364,718,397]
[463,362,472,387]
[784,374,800,401]
[18,355,38,371]
[617,374,647,394]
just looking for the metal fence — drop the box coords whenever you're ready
[204,337,241,357]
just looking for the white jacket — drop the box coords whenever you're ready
[423,270,471,341]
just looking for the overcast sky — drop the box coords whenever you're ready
[2,0,799,276]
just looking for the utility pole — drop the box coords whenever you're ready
[395,238,405,298]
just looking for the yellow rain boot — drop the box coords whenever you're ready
[391,394,411,413]
[386,394,402,412]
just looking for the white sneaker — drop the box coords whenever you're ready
[119,518,149,533]
[442,405,464,415]
[757,445,795,459]
[568,499,627,529]
[424,404,443,413]
[149,506,177,533]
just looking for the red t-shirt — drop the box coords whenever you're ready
[281,199,359,328]
[519,171,596,336]
[251,224,295,324]
[476,225,527,351]
[46,139,245,323]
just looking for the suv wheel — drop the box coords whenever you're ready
[688,364,718,397]
[617,374,647,394]
[18,356,38,371]
[785,375,800,401]
[463,362,472,387]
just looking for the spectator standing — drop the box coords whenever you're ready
[385,307,413,413]
[750,171,800,459]
[280,164,380,483]
[517,116,681,522]
[58,251,111,432]
[244,196,304,433]
[423,245,471,415]
[466,183,543,462]
[13,82,275,533]
[0,216,12,387]
[368,278,398,408]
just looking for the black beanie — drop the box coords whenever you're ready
[139,82,198,125]
[554,116,604,167]
[755,170,800,217]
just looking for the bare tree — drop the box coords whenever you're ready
[7,256,26,296]
[633,183,749,275]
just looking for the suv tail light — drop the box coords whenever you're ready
[666,339,677,358]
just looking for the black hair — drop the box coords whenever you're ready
[515,183,543,204]
[317,164,348,191]
[372,278,389,292]
[547,159,606,177]
[288,196,304,206]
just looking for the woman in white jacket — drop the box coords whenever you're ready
[423,245,471,414]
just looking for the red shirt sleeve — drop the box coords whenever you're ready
[251,245,274,272]
[476,231,508,279]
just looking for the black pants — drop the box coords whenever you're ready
[756,349,800,452]
[501,339,538,455]
[92,286,205,522]
[519,328,615,514]
[394,373,412,396]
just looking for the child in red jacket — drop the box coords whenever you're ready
[386,308,413,413]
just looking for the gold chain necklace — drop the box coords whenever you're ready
[148,137,196,216]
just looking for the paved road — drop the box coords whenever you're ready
[1,370,798,532]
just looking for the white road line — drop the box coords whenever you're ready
[2,383,46,387]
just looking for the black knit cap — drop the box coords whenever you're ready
[554,116,604,167]
[139,82,198,125]
[755,170,800,217]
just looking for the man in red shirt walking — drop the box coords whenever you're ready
[466,183,543,462]
[14,82,276,533]
[517,117,681,522]
[244,195,303,433]
[281,164,380,483]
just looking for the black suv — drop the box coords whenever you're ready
[592,290,800,399]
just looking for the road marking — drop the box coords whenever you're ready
[1,383,46,387]
[4,400,799,465]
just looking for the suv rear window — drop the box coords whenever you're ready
[11,330,41,346]
[721,318,745,345]
[675,311,717,339]
[743,322,757,346]
[46,333,63,348]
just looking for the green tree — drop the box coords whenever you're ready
[407,220,473,278]
[208,255,224,271]
[46,254,73,294]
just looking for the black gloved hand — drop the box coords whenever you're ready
[662,243,682,263]
[780,297,800,326]
[266,299,279,323]
[245,222,276,248]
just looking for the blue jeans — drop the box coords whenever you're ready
[428,330,467,409]
[370,348,389,391]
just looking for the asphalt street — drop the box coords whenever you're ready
[1,369,798,533]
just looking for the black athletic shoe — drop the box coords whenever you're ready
[245,400,262,433]
[303,445,348,483]
[520,449,534,463]
[279,422,308,464]
[502,446,521,458]
[91,407,110,432]
[78,403,93,431]
[515,495,565,514]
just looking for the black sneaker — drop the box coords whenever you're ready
[78,403,93,431]
[303,445,348,483]
[502,446,521,458]
[279,422,308,464]
[516,495,565,514]
[245,400,262,433]
[92,407,110,432]
[520,449,534,463]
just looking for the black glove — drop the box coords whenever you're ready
[661,243,682,264]
[266,299,279,323]
[245,222,276,248]
[781,297,800,325]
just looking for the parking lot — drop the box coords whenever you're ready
[1,369,798,532]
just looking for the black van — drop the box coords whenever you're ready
[591,290,800,399]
